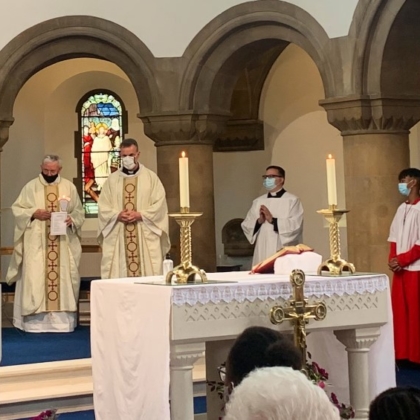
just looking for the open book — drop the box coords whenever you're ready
[251,244,314,274]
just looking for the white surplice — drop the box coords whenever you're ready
[6,175,85,332]
[241,190,304,265]
[98,165,171,279]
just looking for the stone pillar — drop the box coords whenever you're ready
[141,114,228,272]
[335,328,381,420]
[170,343,205,420]
[321,97,420,274]
[0,118,13,280]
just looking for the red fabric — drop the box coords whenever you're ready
[389,242,397,261]
[397,245,420,267]
[392,270,420,362]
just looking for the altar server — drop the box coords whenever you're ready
[98,138,170,278]
[388,167,420,363]
[241,165,304,266]
[6,154,85,332]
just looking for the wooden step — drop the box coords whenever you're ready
[0,357,207,419]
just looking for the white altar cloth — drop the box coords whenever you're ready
[91,281,171,420]
[91,272,395,420]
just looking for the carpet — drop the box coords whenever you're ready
[0,326,91,366]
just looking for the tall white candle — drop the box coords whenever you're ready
[326,154,337,206]
[179,151,190,208]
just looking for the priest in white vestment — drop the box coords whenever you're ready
[242,165,304,266]
[98,138,170,278]
[6,155,85,332]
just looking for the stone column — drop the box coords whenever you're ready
[335,328,381,420]
[0,118,13,279]
[170,343,205,420]
[321,97,420,274]
[141,114,228,272]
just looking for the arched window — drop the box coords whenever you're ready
[75,90,127,216]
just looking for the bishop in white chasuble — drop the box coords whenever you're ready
[6,161,85,332]
[98,140,170,279]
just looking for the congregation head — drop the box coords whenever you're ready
[225,326,302,388]
[224,366,340,420]
[369,387,420,420]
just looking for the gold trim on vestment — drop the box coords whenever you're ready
[123,177,141,277]
[44,185,60,311]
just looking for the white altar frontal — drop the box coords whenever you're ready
[91,272,395,420]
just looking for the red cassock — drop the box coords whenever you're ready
[388,198,420,363]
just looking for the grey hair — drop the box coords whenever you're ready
[224,367,340,420]
[42,154,62,168]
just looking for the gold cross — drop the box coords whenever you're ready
[270,269,327,365]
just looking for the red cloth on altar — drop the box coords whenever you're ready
[251,244,313,274]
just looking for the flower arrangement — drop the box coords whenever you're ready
[306,352,354,419]
[30,409,58,420]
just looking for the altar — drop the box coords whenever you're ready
[91,272,395,420]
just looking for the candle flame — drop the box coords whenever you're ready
[181,151,186,158]
[328,154,333,159]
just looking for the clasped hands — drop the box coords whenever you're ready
[118,209,142,224]
[32,209,73,226]
[258,205,273,224]
[388,257,402,272]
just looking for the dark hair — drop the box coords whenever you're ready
[120,138,139,150]
[398,168,420,181]
[266,165,285,178]
[226,326,302,386]
[369,387,420,420]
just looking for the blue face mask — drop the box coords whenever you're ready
[263,177,276,191]
[398,182,411,196]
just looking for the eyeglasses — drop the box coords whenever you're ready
[218,365,226,382]
[262,175,283,179]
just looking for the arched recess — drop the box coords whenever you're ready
[0,15,159,141]
[180,0,335,115]
[350,0,417,96]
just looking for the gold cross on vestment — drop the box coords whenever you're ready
[270,269,327,365]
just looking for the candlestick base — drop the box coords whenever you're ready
[166,208,207,284]
[317,205,356,276]
[317,258,356,276]
[165,263,208,284]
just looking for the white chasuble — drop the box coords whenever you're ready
[98,165,170,279]
[6,175,85,332]
[241,191,304,266]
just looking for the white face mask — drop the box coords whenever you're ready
[122,156,136,170]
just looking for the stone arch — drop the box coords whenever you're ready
[180,1,335,114]
[350,0,420,96]
[0,15,159,143]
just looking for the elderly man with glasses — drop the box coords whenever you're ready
[241,165,304,266]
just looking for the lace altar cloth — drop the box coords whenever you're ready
[171,272,389,307]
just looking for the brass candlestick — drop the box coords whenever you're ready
[317,205,356,275]
[165,207,208,284]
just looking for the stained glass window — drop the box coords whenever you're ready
[77,91,126,216]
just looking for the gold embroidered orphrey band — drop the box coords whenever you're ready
[45,185,60,311]
[123,177,141,277]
